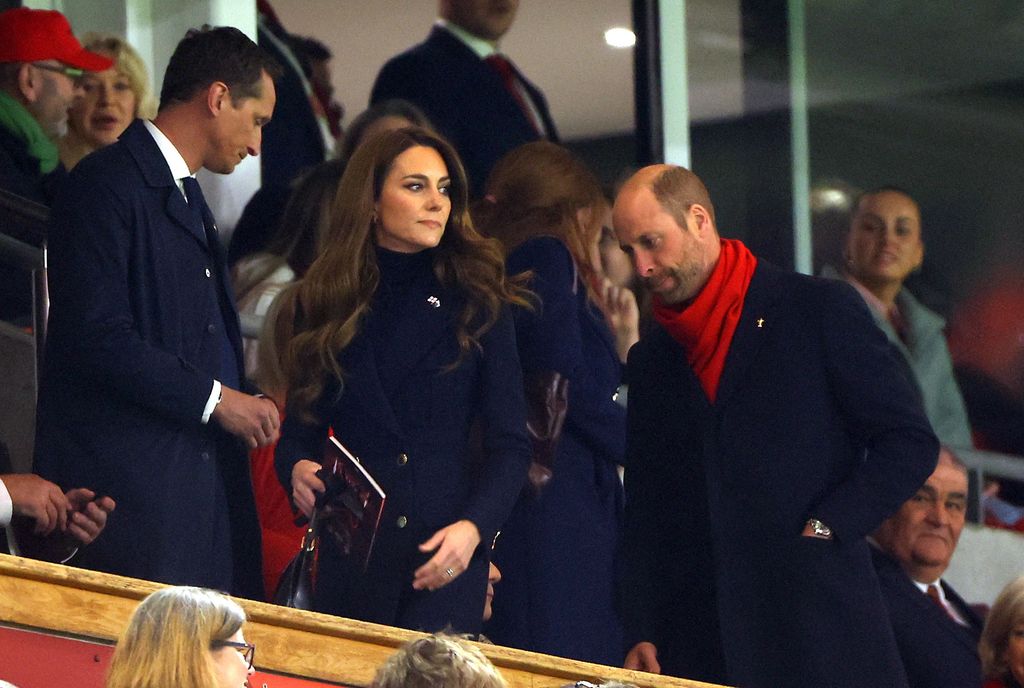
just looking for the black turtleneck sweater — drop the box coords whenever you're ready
[370,246,440,395]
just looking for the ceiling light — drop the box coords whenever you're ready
[604,27,635,49]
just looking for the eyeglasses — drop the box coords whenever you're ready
[31,62,84,79]
[211,640,256,670]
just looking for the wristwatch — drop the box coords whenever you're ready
[806,518,833,539]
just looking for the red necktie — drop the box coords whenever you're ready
[485,54,541,136]
[926,584,954,620]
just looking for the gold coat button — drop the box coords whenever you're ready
[397,453,409,466]
[396,516,408,528]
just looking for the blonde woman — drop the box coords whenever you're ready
[982,576,1024,688]
[106,586,254,688]
[59,33,156,170]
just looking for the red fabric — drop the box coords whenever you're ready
[249,409,306,601]
[485,54,541,136]
[652,239,757,403]
[925,584,955,620]
[0,7,113,70]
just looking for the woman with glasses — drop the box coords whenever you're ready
[105,586,255,688]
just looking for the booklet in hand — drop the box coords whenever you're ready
[317,435,386,571]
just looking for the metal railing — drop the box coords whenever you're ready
[0,187,48,378]
[955,446,1024,524]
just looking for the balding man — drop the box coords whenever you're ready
[613,165,939,687]
[871,447,983,688]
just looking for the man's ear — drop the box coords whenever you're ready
[16,63,37,104]
[690,202,713,234]
[206,81,230,117]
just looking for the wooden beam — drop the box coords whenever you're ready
[0,554,727,688]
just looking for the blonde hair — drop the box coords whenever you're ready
[81,32,157,119]
[981,576,1024,680]
[105,586,246,688]
[371,633,507,688]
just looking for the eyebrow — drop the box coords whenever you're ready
[919,485,967,500]
[402,173,451,183]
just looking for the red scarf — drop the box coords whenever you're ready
[652,239,757,403]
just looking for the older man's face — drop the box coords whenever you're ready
[873,452,967,582]
[29,61,79,138]
[445,0,519,41]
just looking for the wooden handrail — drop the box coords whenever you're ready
[0,554,728,688]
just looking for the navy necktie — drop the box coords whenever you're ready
[181,176,240,390]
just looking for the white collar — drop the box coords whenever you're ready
[436,18,498,59]
[142,119,193,193]
[912,577,944,596]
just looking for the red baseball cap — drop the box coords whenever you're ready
[0,8,114,72]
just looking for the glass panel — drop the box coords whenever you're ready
[805,2,1024,462]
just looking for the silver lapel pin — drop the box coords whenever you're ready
[427,296,441,308]
[756,317,765,328]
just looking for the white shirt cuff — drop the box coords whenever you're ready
[202,380,222,424]
[0,477,11,527]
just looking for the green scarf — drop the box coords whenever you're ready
[0,90,60,174]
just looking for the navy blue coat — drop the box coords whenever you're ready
[274,250,530,635]
[34,120,262,598]
[257,23,325,187]
[620,259,939,687]
[486,237,626,665]
[370,26,558,198]
[872,547,984,688]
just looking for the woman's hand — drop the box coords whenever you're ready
[290,459,325,519]
[597,277,640,362]
[412,519,481,591]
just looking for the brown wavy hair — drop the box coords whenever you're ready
[474,141,608,303]
[274,127,528,422]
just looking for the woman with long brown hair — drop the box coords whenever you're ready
[474,141,637,665]
[271,127,530,635]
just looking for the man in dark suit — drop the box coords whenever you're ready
[872,446,983,688]
[613,164,939,687]
[370,0,558,197]
[34,27,282,598]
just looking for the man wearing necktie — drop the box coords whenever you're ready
[35,27,282,599]
[371,0,559,198]
[870,447,985,688]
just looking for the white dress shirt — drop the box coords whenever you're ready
[142,120,222,423]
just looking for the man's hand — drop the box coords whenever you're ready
[3,473,68,535]
[624,641,661,674]
[64,489,116,545]
[290,459,325,519]
[413,520,481,591]
[212,386,281,448]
